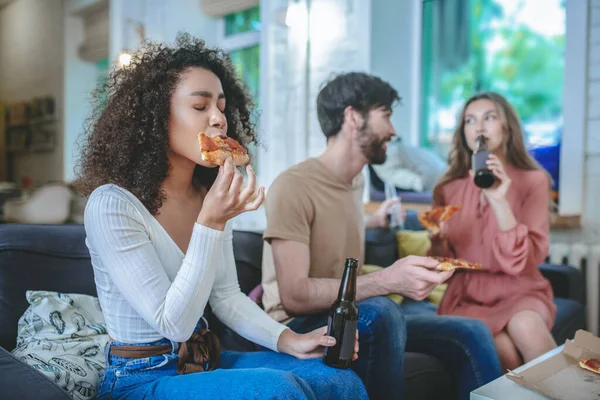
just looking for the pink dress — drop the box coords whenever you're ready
[433,165,557,335]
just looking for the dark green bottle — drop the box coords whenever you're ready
[324,257,359,368]
[472,135,495,189]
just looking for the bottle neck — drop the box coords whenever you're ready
[338,264,357,302]
[475,135,487,153]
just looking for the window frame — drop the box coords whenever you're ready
[216,9,262,177]
[217,18,261,52]
[559,0,588,217]
[415,0,588,217]
[217,7,266,231]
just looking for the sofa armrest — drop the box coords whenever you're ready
[0,345,71,400]
[539,263,584,304]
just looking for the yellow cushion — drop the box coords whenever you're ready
[428,284,447,305]
[395,230,448,304]
[396,230,431,258]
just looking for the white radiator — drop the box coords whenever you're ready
[548,243,600,335]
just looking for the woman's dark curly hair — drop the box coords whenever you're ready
[75,33,257,215]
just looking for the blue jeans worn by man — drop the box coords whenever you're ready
[288,297,502,400]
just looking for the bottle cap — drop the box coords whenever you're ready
[345,258,359,267]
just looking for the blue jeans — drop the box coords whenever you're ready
[288,298,503,400]
[98,338,368,399]
[288,296,406,400]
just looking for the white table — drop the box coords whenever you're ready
[470,345,564,400]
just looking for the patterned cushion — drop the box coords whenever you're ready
[11,291,109,400]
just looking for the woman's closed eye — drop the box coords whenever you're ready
[194,106,207,111]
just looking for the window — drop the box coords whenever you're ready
[96,57,110,106]
[220,6,261,172]
[420,0,566,198]
[224,6,260,36]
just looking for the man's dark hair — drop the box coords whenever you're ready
[316,72,400,139]
[75,33,257,215]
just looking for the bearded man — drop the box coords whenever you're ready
[262,72,502,400]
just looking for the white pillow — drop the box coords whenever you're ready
[372,141,447,192]
[12,291,109,400]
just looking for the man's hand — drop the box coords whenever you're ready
[379,256,454,300]
[366,199,404,229]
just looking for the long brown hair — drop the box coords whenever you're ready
[433,92,550,204]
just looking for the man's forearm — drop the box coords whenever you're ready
[364,214,380,229]
[284,271,390,315]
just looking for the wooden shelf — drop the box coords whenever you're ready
[550,214,580,229]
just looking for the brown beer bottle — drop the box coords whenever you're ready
[472,135,496,189]
[324,257,359,368]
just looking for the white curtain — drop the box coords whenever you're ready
[259,0,370,187]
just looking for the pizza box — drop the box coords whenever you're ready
[506,330,600,400]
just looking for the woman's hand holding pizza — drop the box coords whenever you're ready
[428,221,452,256]
[197,157,264,230]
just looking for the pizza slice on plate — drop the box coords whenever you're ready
[579,358,600,375]
[198,133,250,166]
[418,205,461,233]
[432,256,482,271]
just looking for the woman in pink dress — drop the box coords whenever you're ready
[430,92,557,371]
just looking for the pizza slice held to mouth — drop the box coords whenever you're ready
[432,256,482,271]
[417,205,462,233]
[198,133,250,166]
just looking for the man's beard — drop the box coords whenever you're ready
[357,124,388,165]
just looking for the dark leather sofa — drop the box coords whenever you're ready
[0,223,586,400]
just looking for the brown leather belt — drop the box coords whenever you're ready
[109,342,172,359]
[108,329,221,374]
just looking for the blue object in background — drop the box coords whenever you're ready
[525,124,561,192]
[528,142,560,191]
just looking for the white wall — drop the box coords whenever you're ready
[259,0,372,189]
[0,0,64,186]
[231,0,372,231]
[370,0,421,146]
[110,0,219,58]
[162,0,219,45]
[306,0,371,158]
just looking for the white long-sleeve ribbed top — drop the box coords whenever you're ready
[84,184,287,350]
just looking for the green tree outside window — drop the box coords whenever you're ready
[225,6,261,36]
[421,0,565,158]
[224,7,261,172]
[96,57,110,107]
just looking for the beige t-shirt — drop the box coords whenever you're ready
[262,158,365,323]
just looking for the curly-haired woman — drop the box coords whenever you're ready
[76,33,367,400]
